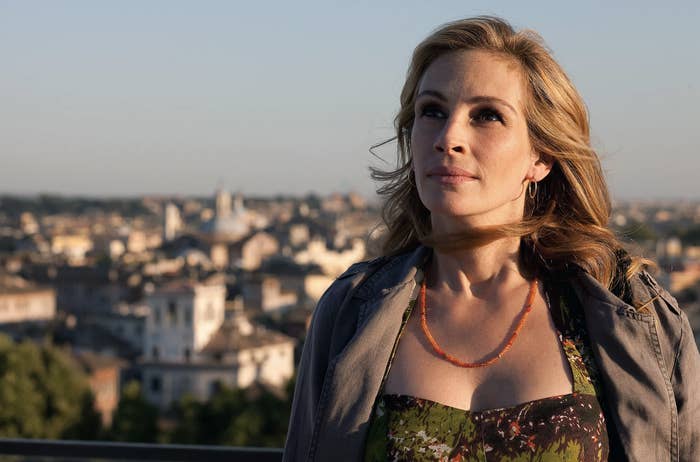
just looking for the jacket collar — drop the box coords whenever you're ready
[355,245,432,301]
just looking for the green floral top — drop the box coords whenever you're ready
[364,280,610,461]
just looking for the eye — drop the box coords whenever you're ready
[417,103,447,119]
[472,107,504,124]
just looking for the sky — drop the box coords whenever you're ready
[1,0,698,200]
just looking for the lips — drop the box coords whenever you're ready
[426,165,478,183]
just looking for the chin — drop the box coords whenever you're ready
[424,201,483,220]
[420,190,476,216]
[425,198,526,229]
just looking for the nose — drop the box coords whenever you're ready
[433,118,467,154]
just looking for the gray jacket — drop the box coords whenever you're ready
[283,246,700,461]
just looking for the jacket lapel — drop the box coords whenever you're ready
[314,247,429,461]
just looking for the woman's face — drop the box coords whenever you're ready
[410,49,550,233]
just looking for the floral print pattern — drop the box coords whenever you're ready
[364,282,610,461]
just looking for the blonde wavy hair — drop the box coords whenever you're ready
[372,16,646,288]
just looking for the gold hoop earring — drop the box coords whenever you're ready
[528,181,538,199]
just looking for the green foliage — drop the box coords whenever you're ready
[63,392,103,440]
[167,394,200,444]
[0,334,101,439]
[167,380,294,448]
[0,336,295,447]
[109,381,159,443]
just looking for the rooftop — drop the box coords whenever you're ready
[202,316,295,356]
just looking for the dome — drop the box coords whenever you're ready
[200,213,249,241]
[199,189,250,242]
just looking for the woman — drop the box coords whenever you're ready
[283,17,699,462]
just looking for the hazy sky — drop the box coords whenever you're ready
[1,0,698,199]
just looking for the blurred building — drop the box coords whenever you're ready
[163,203,183,242]
[293,237,365,277]
[51,234,93,265]
[91,303,149,354]
[232,231,279,271]
[199,190,251,269]
[0,274,55,324]
[143,275,226,362]
[19,212,39,235]
[139,274,294,409]
[73,350,124,427]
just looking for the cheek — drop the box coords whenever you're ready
[410,130,432,172]
[479,131,531,170]
[410,125,431,150]
[479,127,519,150]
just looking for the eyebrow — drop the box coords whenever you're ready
[415,90,518,115]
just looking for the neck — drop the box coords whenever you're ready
[427,236,527,297]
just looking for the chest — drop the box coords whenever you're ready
[382,294,576,411]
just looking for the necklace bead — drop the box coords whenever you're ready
[419,278,538,368]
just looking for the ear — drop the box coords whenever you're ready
[528,152,553,182]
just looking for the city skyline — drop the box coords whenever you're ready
[1,0,699,199]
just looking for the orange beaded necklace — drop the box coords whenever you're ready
[419,277,538,368]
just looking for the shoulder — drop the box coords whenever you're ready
[629,270,682,316]
[334,255,390,282]
[307,255,390,332]
[570,268,689,355]
[569,267,681,317]
[320,255,392,305]
[325,246,431,301]
[629,270,693,355]
[312,246,431,327]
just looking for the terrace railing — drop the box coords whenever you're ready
[0,438,283,461]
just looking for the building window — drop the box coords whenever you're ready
[167,301,177,325]
[152,346,159,359]
[154,307,161,325]
[150,376,162,393]
[184,348,191,362]
[209,380,222,397]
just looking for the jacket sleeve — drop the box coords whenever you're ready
[673,308,700,460]
[282,270,361,462]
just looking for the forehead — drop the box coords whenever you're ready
[417,49,526,111]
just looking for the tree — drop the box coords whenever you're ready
[64,392,103,440]
[0,334,101,439]
[168,379,294,447]
[167,394,201,444]
[109,380,159,443]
